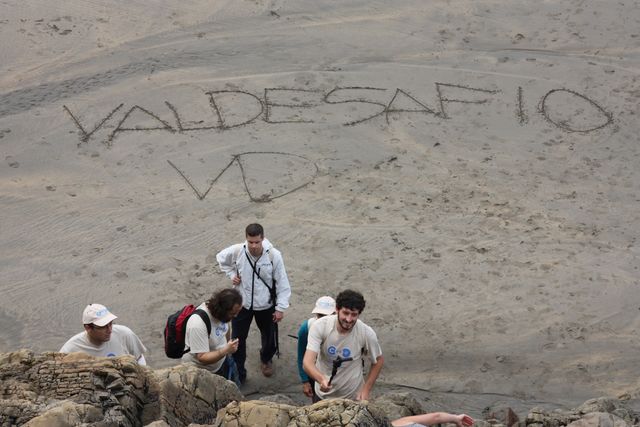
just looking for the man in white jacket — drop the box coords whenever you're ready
[216,223,291,383]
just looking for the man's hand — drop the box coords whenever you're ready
[302,382,313,397]
[356,388,370,401]
[272,310,284,322]
[455,414,474,427]
[225,338,239,354]
[318,376,332,392]
[232,275,241,285]
[356,355,383,401]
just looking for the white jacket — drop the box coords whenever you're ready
[216,238,291,312]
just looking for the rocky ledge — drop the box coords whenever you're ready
[1,350,638,426]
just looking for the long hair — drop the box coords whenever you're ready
[207,288,242,321]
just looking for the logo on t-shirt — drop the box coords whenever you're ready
[328,346,337,356]
[215,324,227,337]
[341,348,351,358]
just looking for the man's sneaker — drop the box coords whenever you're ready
[261,361,273,377]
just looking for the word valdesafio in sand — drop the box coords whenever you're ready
[63,83,614,146]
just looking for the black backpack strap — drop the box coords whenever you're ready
[244,249,277,307]
[194,309,212,335]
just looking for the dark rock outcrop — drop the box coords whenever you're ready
[0,350,159,426]
[0,350,240,426]
[524,397,638,427]
[368,392,424,421]
[155,364,242,427]
[214,398,393,427]
[2,350,640,427]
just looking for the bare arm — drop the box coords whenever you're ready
[195,339,239,365]
[302,349,331,392]
[356,355,384,401]
[392,413,474,427]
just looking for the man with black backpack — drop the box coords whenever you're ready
[216,223,291,384]
[182,288,243,380]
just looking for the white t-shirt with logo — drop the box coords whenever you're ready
[181,303,230,372]
[60,324,147,361]
[306,314,382,400]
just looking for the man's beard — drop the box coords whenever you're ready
[339,318,355,331]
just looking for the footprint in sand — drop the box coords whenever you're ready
[5,156,19,168]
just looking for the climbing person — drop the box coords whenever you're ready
[303,289,384,400]
[181,287,243,383]
[297,296,336,400]
[60,303,147,365]
[392,412,474,427]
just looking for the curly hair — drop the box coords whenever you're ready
[336,289,366,313]
[207,288,243,322]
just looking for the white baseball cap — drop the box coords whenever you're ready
[82,304,117,326]
[312,296,336,316]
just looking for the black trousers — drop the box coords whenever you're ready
[231,306,276,377]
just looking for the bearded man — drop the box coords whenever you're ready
[303,289,384,401]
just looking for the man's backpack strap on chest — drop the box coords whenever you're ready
[234,245,275,264]
[194,309,212,336]
[241,247,276,290]
[235,244,278,307]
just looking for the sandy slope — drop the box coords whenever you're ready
[1,0,639,414]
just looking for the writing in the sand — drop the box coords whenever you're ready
[166,151,319,203]
[63,84,613,146]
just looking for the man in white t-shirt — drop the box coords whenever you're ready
[303,289,384,401]
[182,288,243,379]
[60,304,147,365]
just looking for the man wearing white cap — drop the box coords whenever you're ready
[60,303,148,365]
[296,296,336,401]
